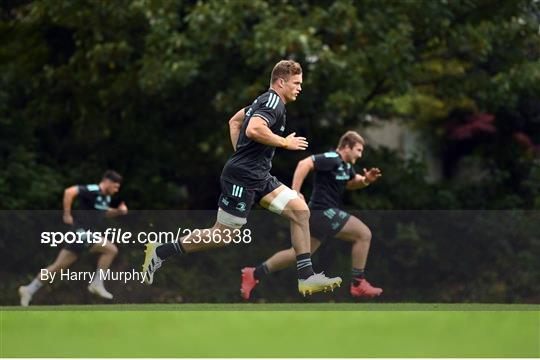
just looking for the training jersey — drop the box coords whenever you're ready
[221,89,286,187]
[308,151,356,210]
[77,184,111,211]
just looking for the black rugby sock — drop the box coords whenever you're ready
[296,253,315,280]
[155,241,185,260]
[351,268,365,285]
[254,262,270,280]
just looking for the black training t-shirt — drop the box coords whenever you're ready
[221,89,286,187]
[77,184,111,211]
[73,184,112,228]
[308,151,356,210]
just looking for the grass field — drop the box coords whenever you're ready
[1,303,539,357]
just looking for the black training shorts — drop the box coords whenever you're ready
[309,207,351,241]
[218,176,281,218]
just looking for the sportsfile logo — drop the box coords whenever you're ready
[40,227,253,247]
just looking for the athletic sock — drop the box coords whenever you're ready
[296,253,315,280]
[92,269,105,286]
[351,268,365,285]
[27,278,43,295]
[254,262,270,280]
[155,241,185,260]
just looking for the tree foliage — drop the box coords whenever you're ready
[1,0,538,209]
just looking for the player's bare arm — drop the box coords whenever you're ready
[62,186,79,224]
[292,156,314,200]
[229,108,246,151]
[106,201,128,218]
[246,117,308,150]
[346,168,382,190]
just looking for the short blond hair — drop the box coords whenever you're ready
[271,60,302,84]
[337,131,365,149]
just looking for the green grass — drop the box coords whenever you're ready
[2,303,540,311]
[1,303,539,357]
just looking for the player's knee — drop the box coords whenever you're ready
[46,265,59,274]
[269,188,300,215]
[107,244,119,257]
[289,246,297,257]
[49,258,73,272]
[212,222,238,232]
[358,226,372,243]
[49,263,66,272]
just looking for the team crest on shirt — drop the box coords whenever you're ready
[335,163,350,180]
[236,202,247,212]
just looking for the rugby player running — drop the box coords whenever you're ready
[143,60,341,296]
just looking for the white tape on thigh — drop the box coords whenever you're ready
[268,188,298,214]
[217,208,247,229]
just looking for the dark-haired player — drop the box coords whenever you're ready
[18,170,127,306]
